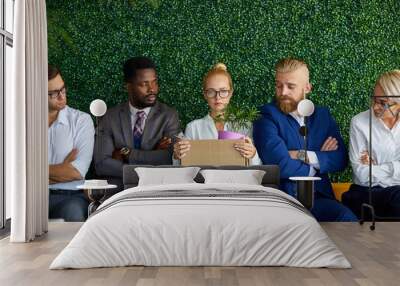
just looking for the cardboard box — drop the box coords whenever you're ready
[181,139,248,166]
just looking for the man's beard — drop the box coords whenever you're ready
[277,96,298,114]
[131,94,157,109]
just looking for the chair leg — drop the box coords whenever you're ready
[360,203,376,230]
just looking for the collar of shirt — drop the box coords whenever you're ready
[289,111,305,126]
[129,103,151,128]
[373,112,400,134]
[205,113,229,131]
[49,106,70,128]
[205,113,215,123]
[129,103,151,118]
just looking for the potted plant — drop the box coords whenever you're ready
[214,104,260,140]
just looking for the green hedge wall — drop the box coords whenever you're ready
[47,0,400,182]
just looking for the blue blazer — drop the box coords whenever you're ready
[253,102,348,198]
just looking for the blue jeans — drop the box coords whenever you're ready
[49,189,89,222]
[310,192,358,222]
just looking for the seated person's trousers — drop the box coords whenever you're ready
[310,191,358,222]
[49,189,89,222]
[342,184,400,219]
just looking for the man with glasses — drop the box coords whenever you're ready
[48,65,94,221]
[94,56,181,190]
[253,58,357,221]
[343,70,400,218]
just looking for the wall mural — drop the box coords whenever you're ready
[47,0,400,181]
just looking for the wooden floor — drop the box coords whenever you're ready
[0,222,399,286]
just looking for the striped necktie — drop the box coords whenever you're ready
[133,110,145,149]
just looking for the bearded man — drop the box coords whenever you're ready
[94,56,181,191]
[253,58,357,221]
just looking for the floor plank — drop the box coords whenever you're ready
[0,222,399,286]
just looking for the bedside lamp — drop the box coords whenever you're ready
[297,99,315,163]
[90,99,107,120]
[289,99,320,210]
[90,99,107,151]
[85,99,109,215]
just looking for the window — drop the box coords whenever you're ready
[1,0,14,230]
[5,0,13,33]
[5,43,12,220]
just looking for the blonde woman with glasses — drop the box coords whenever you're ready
[173,63,261,165]
[344,70,400,218]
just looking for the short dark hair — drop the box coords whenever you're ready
[48,64,61,81]
[123,56,156,83]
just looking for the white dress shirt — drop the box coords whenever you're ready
[182,114,262,165]
[48,106,95,190]
[289,112,320,176]
[129,103,151,130]
[349,110,400,188]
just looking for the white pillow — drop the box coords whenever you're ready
[200,169,266,185]
[135,167,201,186]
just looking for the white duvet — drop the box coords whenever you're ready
[50,183,351,269]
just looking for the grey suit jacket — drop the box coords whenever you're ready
[94,101,181,178]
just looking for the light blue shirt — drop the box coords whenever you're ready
[48,106,95,190]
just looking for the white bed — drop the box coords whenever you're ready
[50,182,351,269]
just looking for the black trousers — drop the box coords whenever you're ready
[342,184,400,219]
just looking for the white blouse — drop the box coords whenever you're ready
[183,114,261,165]
[349,110,400,188]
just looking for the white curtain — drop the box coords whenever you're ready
[8,0,48,242]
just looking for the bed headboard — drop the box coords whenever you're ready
[123,165,280,189]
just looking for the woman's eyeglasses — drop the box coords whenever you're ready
[204,89,231,99]
[48,86,67,99]
[373,99,399,118]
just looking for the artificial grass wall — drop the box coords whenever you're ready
[47,0,400,181]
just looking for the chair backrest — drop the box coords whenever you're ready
[123,165,280,189]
